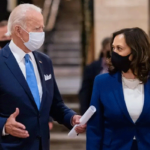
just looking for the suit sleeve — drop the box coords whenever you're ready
[0,117,8,139]
[86,76,104,150]
[49,117,53,122]
[50,62,76,129]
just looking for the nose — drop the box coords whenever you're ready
[113,49,116,52]
[39,28,43,32]
[113,47,117,53]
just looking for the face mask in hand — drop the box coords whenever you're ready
[111,51,131,73]
[20,28,45,51]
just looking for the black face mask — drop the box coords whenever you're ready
[0,40,11,49]
[111,51,131,73]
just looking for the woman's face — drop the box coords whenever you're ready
[112,34,131,57]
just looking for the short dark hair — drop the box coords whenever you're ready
[108,27,150,83]
[0,21,7,27]
[101,37,111,49]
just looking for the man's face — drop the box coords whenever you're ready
[19,10,44,42]
[0,25,11,49]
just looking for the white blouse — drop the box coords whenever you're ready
[122,76,144,123]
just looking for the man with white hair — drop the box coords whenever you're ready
[0,4,86,150]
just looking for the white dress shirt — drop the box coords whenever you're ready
[9,40,43,100]
[122,76,144,123]
[122,76,144,139]
[2,40,43,135]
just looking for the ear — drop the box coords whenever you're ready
[129,54,133,61]
[14,26,22,38]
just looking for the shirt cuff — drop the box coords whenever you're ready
[70,115,75,127]
[2,125,9,136]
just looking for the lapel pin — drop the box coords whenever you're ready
[39,61,42,63]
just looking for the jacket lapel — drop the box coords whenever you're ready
[33,52,46,111]
[110,72,134,124]
[136,78,150,123]
[3,45,39,111]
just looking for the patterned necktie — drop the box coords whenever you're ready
[24,54,40,110]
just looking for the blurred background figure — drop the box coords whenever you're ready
[0,21,11,49]
[78,37,111,115]
[0,0,11,49]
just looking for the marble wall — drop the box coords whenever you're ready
[94,0,149,59]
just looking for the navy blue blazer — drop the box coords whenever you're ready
[0,45,76,150]
[87,72,150,150]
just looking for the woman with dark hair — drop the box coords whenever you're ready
[86,27,150,150]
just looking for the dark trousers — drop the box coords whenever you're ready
[39,139,42,150]
[131,140,138,150]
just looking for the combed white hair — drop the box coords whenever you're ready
[6,4,42,36]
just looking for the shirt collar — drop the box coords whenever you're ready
[9,40,33,62]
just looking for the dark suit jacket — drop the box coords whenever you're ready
[0,45,75,150]
[79,59,102,115]
[87,72,150,150]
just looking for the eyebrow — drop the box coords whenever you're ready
[35,25,45,28]
[112,45,125,49]
[35,26,40,28]
[112,44,123,47]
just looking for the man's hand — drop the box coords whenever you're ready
[5,108,29,138]
[48,122,53,130]
[72,115,86,134]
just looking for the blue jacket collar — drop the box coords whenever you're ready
[110,71,150,124]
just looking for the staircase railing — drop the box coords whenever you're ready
[43,0,52,26]
[43,0,61,31]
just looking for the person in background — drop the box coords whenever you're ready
[0,21,11,49]
[87,27,150,150]
[0,0,11,49]
[79,37,111,115]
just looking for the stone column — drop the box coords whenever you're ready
[94,0,149,59]
[7,0,17,11]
